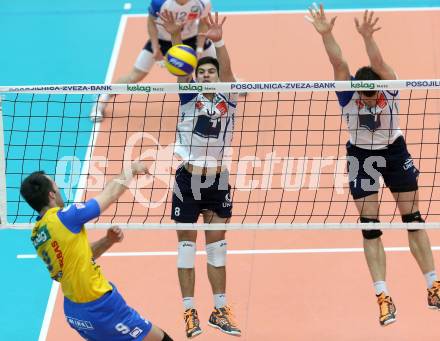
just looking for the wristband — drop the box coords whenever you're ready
[213,39,225,48]
[196,47,204,53]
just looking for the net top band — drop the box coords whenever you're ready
[2,79,440,94]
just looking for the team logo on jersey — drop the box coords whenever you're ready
[403,158,414,171]
[67,317,94,330]
[195,101,204,110]
[216,101,228,116]
[188,5,201,20]
[129,327,144,338]
[222,193,232,208]
[32,225,51,249]
[376,92,387,109]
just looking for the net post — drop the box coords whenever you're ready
[0,96,8,227]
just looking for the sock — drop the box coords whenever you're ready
[96,94,113,111]
[183,297,194,310]
[100,93,112,102]
[214,293,227,309]
[373,281,389,295]
[424,271,438,288]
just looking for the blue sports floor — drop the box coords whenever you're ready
[1,1,439,340]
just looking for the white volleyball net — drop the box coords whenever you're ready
[1,79,440,229]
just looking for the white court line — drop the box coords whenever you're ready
[36,14,128,341]
[18,245,440,259]
[37,282,60,341]
[123,7,440,18]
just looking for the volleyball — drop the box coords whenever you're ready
[164,44,197,76]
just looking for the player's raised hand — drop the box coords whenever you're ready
[355,10,381,38]
[199,12,226,43]
[107,226,124,244]
[305,3,337,35]
[156,9,183,35]
[130,161,150,176]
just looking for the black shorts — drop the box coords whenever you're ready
[171,166,232,223]
[347,136,420,199]
[143,36,212,55]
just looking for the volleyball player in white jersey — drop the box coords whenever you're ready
[158,10,241,338]
[307,4,440,326]
[90,0,215,122]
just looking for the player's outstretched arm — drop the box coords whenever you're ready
[196,1,211,59]
[199,12,235,82]
[355,10,396,80]
[91,226,124,259]
[306,3,350,80]
[94,161,149,213]
[157,10,193,83]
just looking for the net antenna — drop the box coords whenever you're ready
[1,80,440,230]
[0,96,7,225]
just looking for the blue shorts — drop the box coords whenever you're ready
[171,166,232,223]
[64,284,152,341]
[346,136,419,199]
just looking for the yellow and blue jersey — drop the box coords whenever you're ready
[31,199,112,303]
[31,199,153,340]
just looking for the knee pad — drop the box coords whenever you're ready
[360,217,383,240]
[134,49,154,73]
[177,241,196,269]
[162,331,173,341]
[403,211,424,232]
[206,240,227,267]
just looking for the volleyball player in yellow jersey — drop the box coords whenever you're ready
[20,162,173,341]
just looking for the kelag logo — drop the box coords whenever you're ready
[350,80,375,90]
[126,85,151,92]
[179,83,203,92]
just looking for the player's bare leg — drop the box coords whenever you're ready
[355,194,396,326]
[203,212,227,295]
[142,325,173,341]
[355,194,386,282]
[203,211,241,336]
[392,191,434,272]
[393,190,440,309]
[176,230,202,338]
[177,230,197,299]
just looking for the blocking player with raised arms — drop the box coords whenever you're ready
[158,10,241,338]
[90,0,215,122]
[306,3,440,326]
[20,162,173,341]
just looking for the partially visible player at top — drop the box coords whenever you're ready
[20,162,173,341]
[157,9,241,338]
[306,3,440,326]
[90,0,215,122]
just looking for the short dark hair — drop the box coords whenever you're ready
[196,57,220,75]
[20,171,55,212]
[354,66,381,81]
[354,66,380,97]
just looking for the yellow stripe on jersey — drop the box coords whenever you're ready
[31,207,111,303]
